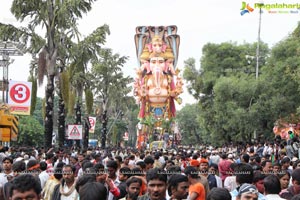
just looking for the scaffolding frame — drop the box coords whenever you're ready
[0,41,24,103]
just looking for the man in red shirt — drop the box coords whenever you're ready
[218,153,232,185]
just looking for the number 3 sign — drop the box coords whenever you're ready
[8,80,32,115]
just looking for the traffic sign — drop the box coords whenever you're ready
[9,83,30,104]
[123,132,129,141]
[88,117,96,133]
[8,81,32,115]
[68,125,82,140]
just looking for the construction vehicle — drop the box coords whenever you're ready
[0,104,18,142]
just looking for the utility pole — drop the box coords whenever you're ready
[256,2,263,79]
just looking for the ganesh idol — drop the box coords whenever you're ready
[133,33,183,120]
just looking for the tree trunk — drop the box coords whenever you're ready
[83,117,89,149]
[75,101,81,148]
[193,127,201,143]
[44,75,55,149]
[101,110,108,148]
[58,90,65,147]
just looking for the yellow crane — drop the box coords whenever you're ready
[0,104,18,142]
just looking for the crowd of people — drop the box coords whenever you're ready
[1,135,300,199]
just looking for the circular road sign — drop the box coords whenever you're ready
[9,83,31,104]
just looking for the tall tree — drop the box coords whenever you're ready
[260,23,300,129]
[90,48,133,148]
[67,25,109,148]
[5,0,99,149]
[183,42,270,144]
[176,104,202,145]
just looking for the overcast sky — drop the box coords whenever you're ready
[1,0,299,107]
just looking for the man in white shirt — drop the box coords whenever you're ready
[106,160,120,200]
[0,157,14,187]
[39,161,50,189]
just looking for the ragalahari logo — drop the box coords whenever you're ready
[241,2,254,15]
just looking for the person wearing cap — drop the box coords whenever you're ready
[198,158,211,196]
[227,154,234,162]
[280,168,300,199]
[292,156,299,163]
[236,183,259,200]
[190,154,200,168]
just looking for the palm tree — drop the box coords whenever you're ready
[67,25,110,147]
[2,0,100,149]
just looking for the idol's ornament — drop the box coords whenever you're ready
[133,26,183,149]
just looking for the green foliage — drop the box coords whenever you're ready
[110,119,127,146]
[32,97,44,125]
[140,115,157,134]
[90,48,133,115]
[212,75,259,142]
[176,104,202,145]
[18,115,44,146]
[182,41,271,145]
[181,27,300,145]
[42,98,46,120]
[60,70,70,111]
[68,89,75,117]
[85,89,93,114]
